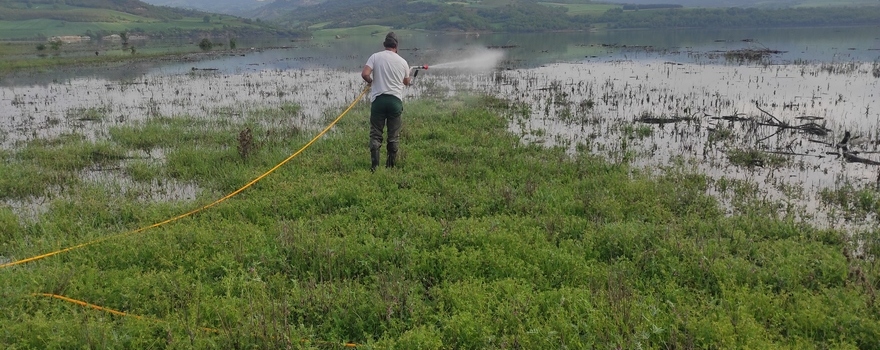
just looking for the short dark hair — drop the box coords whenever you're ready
[383,32,398,48]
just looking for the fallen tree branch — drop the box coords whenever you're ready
[809,139,833,146]
[755,101,784,125]
[844,152,880,166]
[766,150,825,158]
[636,116,693,124]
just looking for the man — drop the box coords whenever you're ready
[361,32,412,172]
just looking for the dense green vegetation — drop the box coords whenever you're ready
[0,0,301,40]
[264,0,880,32]
[0,0,190,21]
[1,93,879,348]
[273,0,594,32]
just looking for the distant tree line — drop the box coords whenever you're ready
[141,26,309,39]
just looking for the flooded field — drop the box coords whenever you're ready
[481,59,880,231]
[1,27,879,232]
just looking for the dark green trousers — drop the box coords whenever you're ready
[369,94,403,153]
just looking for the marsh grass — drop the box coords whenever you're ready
[0,133,127,199]
[1,94,878,349]
[727,148,789,168]
[0,41,256,75]
[0,49,182,75]
[819,180,880,220]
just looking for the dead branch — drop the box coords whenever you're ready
[844,152,880,166]
[766,150,824,158]
[809,139,833,147]
[757,128,783,143]
[636,115,695,124]
[754,102,830,136]
[755,101,784,125]
[797,122,830,136]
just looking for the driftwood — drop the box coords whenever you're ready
[808,139,833,147]
[754,102,831,136]
[766,150,824,158]
[636,112,700,124]
[797,122,832,136]
[710,106,880,167]
[844,152,880,166]
[636,116,694,124]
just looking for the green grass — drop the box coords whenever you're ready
[0,37,242,75]
[0,133,128,199]
[0,6,149,21]
[307,21,332,30]
[0,48,183,75]
[0,41,30,56]
[1,94,878,348]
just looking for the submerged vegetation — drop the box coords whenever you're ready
[1,94,879,348]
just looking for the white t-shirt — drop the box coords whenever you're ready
[365,50,410,102]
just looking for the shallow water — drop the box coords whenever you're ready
[482,60,880,229]
[2,27,879,230]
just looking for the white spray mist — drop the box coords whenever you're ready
[425,48,505,71]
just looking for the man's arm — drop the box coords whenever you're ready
[403,66,412,86]
[361,65,373,84]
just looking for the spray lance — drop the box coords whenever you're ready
[409,65,429,81]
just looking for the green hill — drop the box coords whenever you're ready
[268,0,595,32]
[261,0,880,33]
[0,0,295,40]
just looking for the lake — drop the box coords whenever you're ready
[1,26,879,231]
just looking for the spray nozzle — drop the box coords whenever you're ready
[409,65,428,80]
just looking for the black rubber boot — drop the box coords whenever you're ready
[386,151,397,169]
[370,149,380,173]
